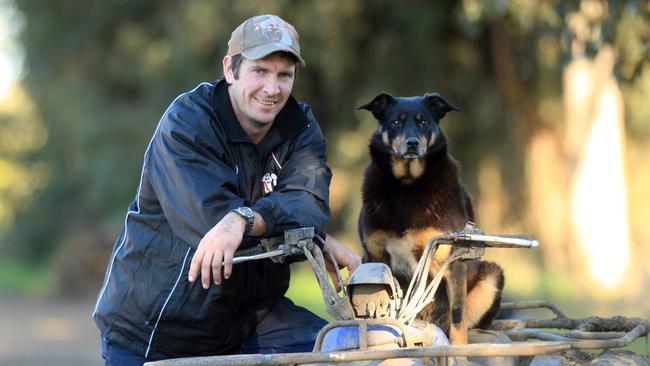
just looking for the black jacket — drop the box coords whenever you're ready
[93,78,332,360]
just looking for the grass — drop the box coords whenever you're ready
[285,261,333,320]
[0,259,54,296]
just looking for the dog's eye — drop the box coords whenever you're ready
[392,120,401,127]
[420,120,429,126]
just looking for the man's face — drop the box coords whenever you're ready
[224,53,296,131]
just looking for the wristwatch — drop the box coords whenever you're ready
[231,206,255,235]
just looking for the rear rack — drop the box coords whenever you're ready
[494,301,650,350]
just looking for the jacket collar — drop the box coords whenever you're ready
[212,77,310,144]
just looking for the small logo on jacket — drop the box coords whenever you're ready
[262,172,277,193]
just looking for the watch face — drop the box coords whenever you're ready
[235,207,254,235]
[238,207,254,218]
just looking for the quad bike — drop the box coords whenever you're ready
[146,224,649,366]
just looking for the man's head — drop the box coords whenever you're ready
[222,15,303,140]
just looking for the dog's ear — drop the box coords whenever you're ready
[424,93,461,120]
[358,92,395,120]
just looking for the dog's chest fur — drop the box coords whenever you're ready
[360,151,473,287]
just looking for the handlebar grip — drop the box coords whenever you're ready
[464,234,539,248]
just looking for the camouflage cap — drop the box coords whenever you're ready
[227,14,305,66]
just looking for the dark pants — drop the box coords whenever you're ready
[102,339,145,366]
[102,297,327,365]
[239,296,327,354]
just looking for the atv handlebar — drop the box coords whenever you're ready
[435,232,539,249]
[231,249,288,265]
[228,224,540,323]
[230,224,539,266]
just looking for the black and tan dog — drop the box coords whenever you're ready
[357,91,504,344]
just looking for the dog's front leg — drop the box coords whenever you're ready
[447,260,468,345]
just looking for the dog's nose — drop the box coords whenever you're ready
[406,137,419,149]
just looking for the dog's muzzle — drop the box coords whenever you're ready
[399,137,423,159]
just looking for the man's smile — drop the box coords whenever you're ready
[254,96,278,107]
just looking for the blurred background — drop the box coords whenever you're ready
[0,0,648,364]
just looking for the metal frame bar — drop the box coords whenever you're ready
[145,342,570,366]
[492,301,650,350]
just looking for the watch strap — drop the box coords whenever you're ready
[231,207,254,235]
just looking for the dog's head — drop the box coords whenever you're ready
[358,92,460,183]
[359,92,459,159]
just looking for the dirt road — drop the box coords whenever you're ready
[0,293,101,366]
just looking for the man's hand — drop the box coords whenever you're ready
[323,234,362,292]
[188,212,246,289]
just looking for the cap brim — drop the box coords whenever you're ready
[241,43,306,67]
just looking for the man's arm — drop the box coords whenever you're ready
[147,107,246,248]
[250,109,332,235]
[152,100,334,288]
[188,211,267,289]
[147,99,256,290]
[187,112,330,289]
[185,115,330,289]
[323,234,362,292]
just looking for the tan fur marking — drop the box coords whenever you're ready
[386,240,419,281]
[391,135,406,154]
[364,230,394,261]
[382,131,389,146]
[403,228,452,271]
[366,230,419,281]
[448,263,468,345]
[409,159,426,180]
[433,244,453,266]
[391,157,424,183]
[391,157,408,179]
[427,132,437,148]
[417,135,428,156]
[403,228,445,250]
[466,274,500,328]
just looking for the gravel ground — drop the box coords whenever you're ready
[0,293,102,366]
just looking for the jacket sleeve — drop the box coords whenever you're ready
[145,101,245,249]
[251,107,332,236]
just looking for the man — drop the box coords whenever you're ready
[93,14,360,365]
